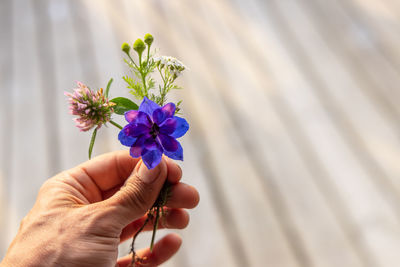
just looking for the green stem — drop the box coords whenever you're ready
[141,73,147,96]
[109,120,123,129]
[127,54,139,69]
[158,67,169,106]
[158,66,166,84]
[150,206,160,251]
[144,47,152,95]
[138,53,148,96]
[146,45,151,65]
[88,128,97,159]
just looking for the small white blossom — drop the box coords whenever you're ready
[154,56,186,78]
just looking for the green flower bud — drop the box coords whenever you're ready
[144,33,154,46]
[133,38,146,55]
[121,42,130,54]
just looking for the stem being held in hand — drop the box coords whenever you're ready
[130,181,171,266]
[130,215,150,265]
[150,206,161,251]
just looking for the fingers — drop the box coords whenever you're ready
[102,159,168,226]
[166,183,200,209]
[117,181,198,242]
[117,233,182,267]
[120,208,189,242]
[102,180,198,235]
[104,181,199,209]
[165,158,182,184]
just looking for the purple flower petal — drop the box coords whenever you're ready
[144,138,157,150]
[157,133,179,152]
[162,102,176,116]
[141,148,163,169]
[139,97,160,117]
[129,134,149,157]
[118,129,137,147]
[120,99,188,168]
[152,103,176,125]
[125,110,139,122]
[123,123,150,137]
[130,145,143,158]
[164,141,183,161]
[124,110,151,126]
[170,116,189,138]
[144,137,163,151]
[160,118,177,135]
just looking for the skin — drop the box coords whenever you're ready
[0,151,199,267]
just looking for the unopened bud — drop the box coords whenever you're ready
[144,33,154,46]
[121,43,131,54]
[133,39,146,55]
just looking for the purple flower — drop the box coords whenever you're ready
[65,82,114,131]
[119,97,189,169]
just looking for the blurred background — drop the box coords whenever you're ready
[1,0,400,266]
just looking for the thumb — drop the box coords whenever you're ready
[103,158,167,226]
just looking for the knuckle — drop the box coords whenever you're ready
[19,215,28,229]
[38,178,54,193]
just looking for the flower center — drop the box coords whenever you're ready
[150,123,160,139]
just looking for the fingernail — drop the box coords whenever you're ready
[138,161,161,184]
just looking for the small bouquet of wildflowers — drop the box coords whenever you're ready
[65,34,189,266]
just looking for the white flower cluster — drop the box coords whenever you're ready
[154,56,186,78]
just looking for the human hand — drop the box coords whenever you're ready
[1,151,199,267]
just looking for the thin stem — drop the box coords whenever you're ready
[150,206,160,251]
[141,73,147,96]
[157,67,169,106]
[138,53,148,96]
[144,47,152,97]
[130,215,151,266]
[130,216,150,253]
[146,45,151,65]
[109,120,123,129]
[88,128,97,159]
[127,54,139,69]
[157,67,166,85]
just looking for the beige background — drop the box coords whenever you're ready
[1,0,400,266]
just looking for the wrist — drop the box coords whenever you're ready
[2,246,59,267]
[1,230,60,267]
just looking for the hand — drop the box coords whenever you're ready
[1,151,199,267]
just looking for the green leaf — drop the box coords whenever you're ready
[175,100,183,114]
[110,97,139,115]
[88,128,97,159]
[105,78,113,98]
[123,76,146,100]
